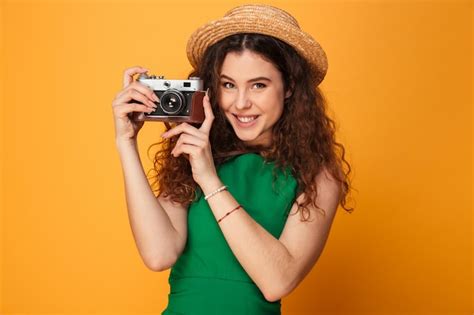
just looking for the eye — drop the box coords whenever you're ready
[253,83,266,89]
[222,82,235,89]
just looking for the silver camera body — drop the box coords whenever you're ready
[137,74,205,123]
[139,74,203,91]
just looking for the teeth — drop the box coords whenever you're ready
[236,115,258,123]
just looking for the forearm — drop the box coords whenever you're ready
[200,177,294,301]
[115,140,179,269]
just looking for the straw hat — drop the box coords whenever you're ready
[186,4,328,86]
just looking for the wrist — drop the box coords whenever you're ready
[200,176,224,197]
[115,138,137,149]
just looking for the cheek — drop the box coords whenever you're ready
[269,108,283,124]
[219,93,233,108]
[261,94,284,114]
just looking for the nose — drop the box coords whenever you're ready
[234,89,252,111]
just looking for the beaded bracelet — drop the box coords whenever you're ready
[204,185,227,200]
[217,205,242,224]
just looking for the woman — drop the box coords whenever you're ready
[112,4,353,315]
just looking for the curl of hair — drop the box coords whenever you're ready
[147,33,355,220]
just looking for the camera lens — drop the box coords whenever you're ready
[159,89,185,115]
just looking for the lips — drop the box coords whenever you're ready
[233,114,260,122]
[231,113,260,128]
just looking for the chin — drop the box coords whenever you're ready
[237,134,260,143]
[234,129,262,143]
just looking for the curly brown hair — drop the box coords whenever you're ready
[147,33,355,221]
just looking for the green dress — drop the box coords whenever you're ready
[161,153,298,315]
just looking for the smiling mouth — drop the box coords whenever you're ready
[232,114,260,123]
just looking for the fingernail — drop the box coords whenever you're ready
[161,132,168,138]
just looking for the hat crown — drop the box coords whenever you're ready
[224,4,300,29]
[186,4,328,86]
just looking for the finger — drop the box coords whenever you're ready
[174,133,206,149]
[199,91,215,134]
[113,89,158,109]
[123,66,149,89]
[162,122,206,140]
[117,81,160,104]
[114,87,159,112]
[113,102,154,118]
[172,143,200,158]
[129,111,147,122]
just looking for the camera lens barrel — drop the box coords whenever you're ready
[159,89,185,115]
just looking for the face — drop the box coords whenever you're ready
[218,49,291,147]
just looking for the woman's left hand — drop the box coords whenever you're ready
[161,90,218,187]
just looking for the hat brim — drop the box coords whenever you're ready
[186,15,328,85]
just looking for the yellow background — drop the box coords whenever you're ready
[0,0,472,314]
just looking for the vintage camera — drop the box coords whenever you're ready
[137,73,205,123]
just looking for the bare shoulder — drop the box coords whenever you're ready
[282,166,341,234]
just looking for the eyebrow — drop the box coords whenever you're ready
[220,74,271,82]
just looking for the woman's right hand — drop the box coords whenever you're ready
[112,66,160,144]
